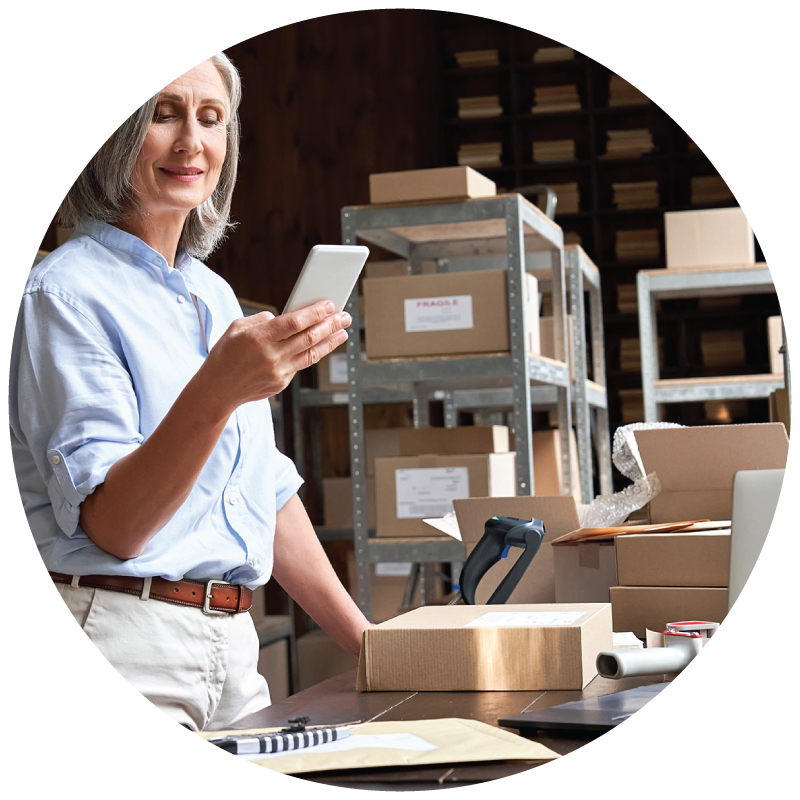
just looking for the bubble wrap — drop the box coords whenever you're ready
[575,422,684,528]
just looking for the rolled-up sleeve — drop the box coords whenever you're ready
[274,449,304,512]
[14,287,143,535]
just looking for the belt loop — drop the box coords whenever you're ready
[71,575,81,589]
[140,577,152,601]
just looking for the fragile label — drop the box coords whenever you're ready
[466,611,585,628]
[395,467,470,519]
[404,295,474,333]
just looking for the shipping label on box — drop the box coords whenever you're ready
[395,466,470,519]
[376,453,517,537]
[404,295,474,332]
[364,271,538,359]
[356,603,612,691]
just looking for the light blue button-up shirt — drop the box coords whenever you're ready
[9,220,303,588]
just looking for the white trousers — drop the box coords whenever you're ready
[57,582,272,731]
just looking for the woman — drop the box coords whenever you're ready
[9,53,371,731]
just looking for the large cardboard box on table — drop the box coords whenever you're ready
[375,453,517,538]
[610,586,729,638]
[356,603,612,691]
[363,270,539,359]
[369,166,497,205]
[633,423,789,523]
[664,207,755,269]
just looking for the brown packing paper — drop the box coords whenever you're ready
[198,718,558,775]
[550,519,722,544]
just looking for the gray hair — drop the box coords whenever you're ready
[57,53,242,260]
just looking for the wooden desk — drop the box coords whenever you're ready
[236,668,663,789]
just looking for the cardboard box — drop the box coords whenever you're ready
[769,388,791,435]
[633,423,789,523]
[363,270,539,359]
[322,477,376,528]
[768,316,784,375]
[610,586,729,638]
[368,166,496,205]
[664,207,755,269]
[397,425,510,457]
[539,315,575,380]
[553,541,618,603]
[364,260,437,278]
[316,343,348,390]
[366,428,404,477]
[375,453,517,537]
[525,428,582,502]
[616,531,731,587]
[452,496,581,604]
[356,603,612,691]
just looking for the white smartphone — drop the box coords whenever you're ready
[282,244,370,314]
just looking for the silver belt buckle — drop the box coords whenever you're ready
[203,579,234,616]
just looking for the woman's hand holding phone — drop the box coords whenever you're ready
[200,300,350,418]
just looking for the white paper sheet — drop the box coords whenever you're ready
[395,467,470,519]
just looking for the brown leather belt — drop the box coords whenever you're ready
[50,572,253,615]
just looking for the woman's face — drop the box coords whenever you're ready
[130,60,228,223]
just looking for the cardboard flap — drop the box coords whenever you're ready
[634,424,787,526]
[635,423,789,491]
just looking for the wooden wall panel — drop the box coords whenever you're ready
[207,10,444,305]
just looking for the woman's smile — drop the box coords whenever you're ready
[159,166,204,182]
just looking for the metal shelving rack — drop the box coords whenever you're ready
[341,193,573,620]
[440,244,612,499]
[637,264,785,422]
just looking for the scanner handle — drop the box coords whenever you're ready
[488,526,544,604]
[458,527,507,605]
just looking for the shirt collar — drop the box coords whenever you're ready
[76,219,193,273]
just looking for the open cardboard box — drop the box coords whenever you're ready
[632,423,789,523]
[426,496,626,606]
[426,495,582,604]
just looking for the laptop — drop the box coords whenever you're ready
[727,468,785,612]
[501,469,786,737]
[498,683,670,737]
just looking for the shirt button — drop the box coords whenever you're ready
[51,454,62,465]
[228,495,237,505]
[155,258,162,266]
[177,295,185,304]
